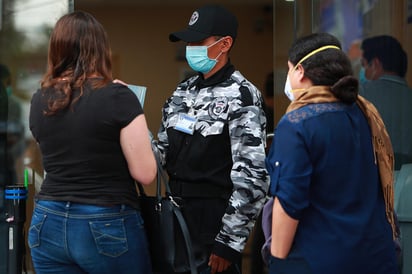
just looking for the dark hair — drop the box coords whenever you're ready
[361,35,407,77]
[289,33,358,104]
[42,11,112,115]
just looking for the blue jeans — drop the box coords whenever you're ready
[28,200,152,274]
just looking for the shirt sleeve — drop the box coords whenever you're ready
[266,116,312,220]
[154,97,172,166]
[213,85,269,261]
[107,84,144,128]
[29,89,41,142]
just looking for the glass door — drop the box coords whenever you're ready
[273,0,412,123]
[0,1,71,272]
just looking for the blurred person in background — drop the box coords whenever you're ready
[0,63,25,185]
[359,35,412,170]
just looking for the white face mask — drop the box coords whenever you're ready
[284,75,294,101]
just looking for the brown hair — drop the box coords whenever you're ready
[41,11,112,115]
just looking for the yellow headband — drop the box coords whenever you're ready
[293,45,340,71]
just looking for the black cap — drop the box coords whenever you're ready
[169,4,238,43]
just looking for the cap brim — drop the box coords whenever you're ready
[169,29,210,43]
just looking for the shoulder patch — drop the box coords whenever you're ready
[239,86,253,106]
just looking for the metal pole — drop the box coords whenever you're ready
[5,185,27,274]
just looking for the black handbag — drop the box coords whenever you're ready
[137,157,198,274]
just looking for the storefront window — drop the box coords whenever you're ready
[311,0,410,83]
[0,0,70,272]
[1,0,70,184]
[273,0,412,123]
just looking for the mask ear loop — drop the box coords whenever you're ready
[212,51,223,62]
[207,37,225,49]
[208,37,228,62]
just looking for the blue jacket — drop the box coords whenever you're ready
[266,102,398,274]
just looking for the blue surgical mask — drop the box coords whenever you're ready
[358,67,369,85]
[186,39,223,73]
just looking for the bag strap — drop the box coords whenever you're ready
[156,155,198,274]
[139,151,198,274]
[137,151,168,202]
[172,203,198,274]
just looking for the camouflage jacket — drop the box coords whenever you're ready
[155,65,269,260]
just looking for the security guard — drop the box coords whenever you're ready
[153,4,269,274]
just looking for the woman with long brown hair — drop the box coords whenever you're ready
[28,11,156,274]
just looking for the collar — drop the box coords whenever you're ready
[378,74,408,86]
[192,61,235,89]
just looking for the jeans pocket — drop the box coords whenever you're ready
[89,218,128,257]
[28,211,47,248]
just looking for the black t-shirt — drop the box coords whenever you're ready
[29,82,143,208]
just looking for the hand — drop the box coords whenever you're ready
[113,79,128,86]
[208,253,231,274]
